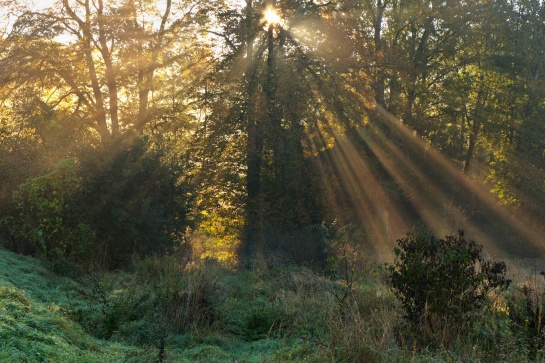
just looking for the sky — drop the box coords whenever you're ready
[1,0,53,36]
[0,0,180,43]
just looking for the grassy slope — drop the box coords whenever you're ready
[0,248,326,362]
[0,248,147,362]
[0,245,536,363]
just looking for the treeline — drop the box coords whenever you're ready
[0,0,544,268]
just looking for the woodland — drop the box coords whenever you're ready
[1,0,545,361]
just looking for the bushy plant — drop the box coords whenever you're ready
[68,272,147,340]
[389,230,510,335]
[325,223,369,313]
[8,158,93,261]
[75,135,193,268]
[134,256,221,335]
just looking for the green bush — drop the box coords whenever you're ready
[3,135,193,270]
[389,230,510,335]
[9,158,92,261]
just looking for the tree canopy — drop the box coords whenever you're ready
[1,0,545,267]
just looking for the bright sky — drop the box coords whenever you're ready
[263,6,281,26]
[1,0,52,36]
[0,0,176,37]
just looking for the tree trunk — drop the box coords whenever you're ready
[63,0,110,142]
[97,0,119,136]
[463,85,487,175]
[463,126,477,175]
[242,0,263,264]
[267,20,282,176]
[403,19,432,127]
[373,0,386,106]
[135,0,171,134]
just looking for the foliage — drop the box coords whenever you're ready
[9,158,92,261]
[2,0,545,265]
[2,135,193,269]
[0,94,97,223]
[2,0,211,143]
[75,135,193,268]
[389,231,511,336]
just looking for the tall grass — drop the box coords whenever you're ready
[2,243,545,362]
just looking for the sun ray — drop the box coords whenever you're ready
[371,104,545,257]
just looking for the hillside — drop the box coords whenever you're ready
[0,248,338,362]
[0,248,145,362]
[2,241,545,362]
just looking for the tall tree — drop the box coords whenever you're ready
[195,0,367,264]
[1,0,210,143]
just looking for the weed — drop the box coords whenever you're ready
[507,271,545,360]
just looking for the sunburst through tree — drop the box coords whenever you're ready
[196,0,545,266]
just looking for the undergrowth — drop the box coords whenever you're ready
[1,231,545,362]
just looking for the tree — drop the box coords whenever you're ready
[193,0,370,265]
[1,0,210,143]
[0,0,208,267]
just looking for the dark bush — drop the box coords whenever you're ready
[75,135,194,268]
[389,230,510,334]
[3,134,193,270]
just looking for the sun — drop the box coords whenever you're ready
[263,7,281,26]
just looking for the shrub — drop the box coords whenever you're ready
[8,158,93,261]
[4,135,193,270]
[75,135,193,268]
[69,272,149,340]
[389,230,510,336]
[325,224,368,308]
[134,256,220,335]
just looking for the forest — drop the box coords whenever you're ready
[1,0,545,361]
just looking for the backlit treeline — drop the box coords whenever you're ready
[0,0,544,267]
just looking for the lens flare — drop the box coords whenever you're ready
[263,7,281,26]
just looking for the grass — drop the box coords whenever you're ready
[0,248,331,362]
[1,245,544,362]
[0,249,148,362]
